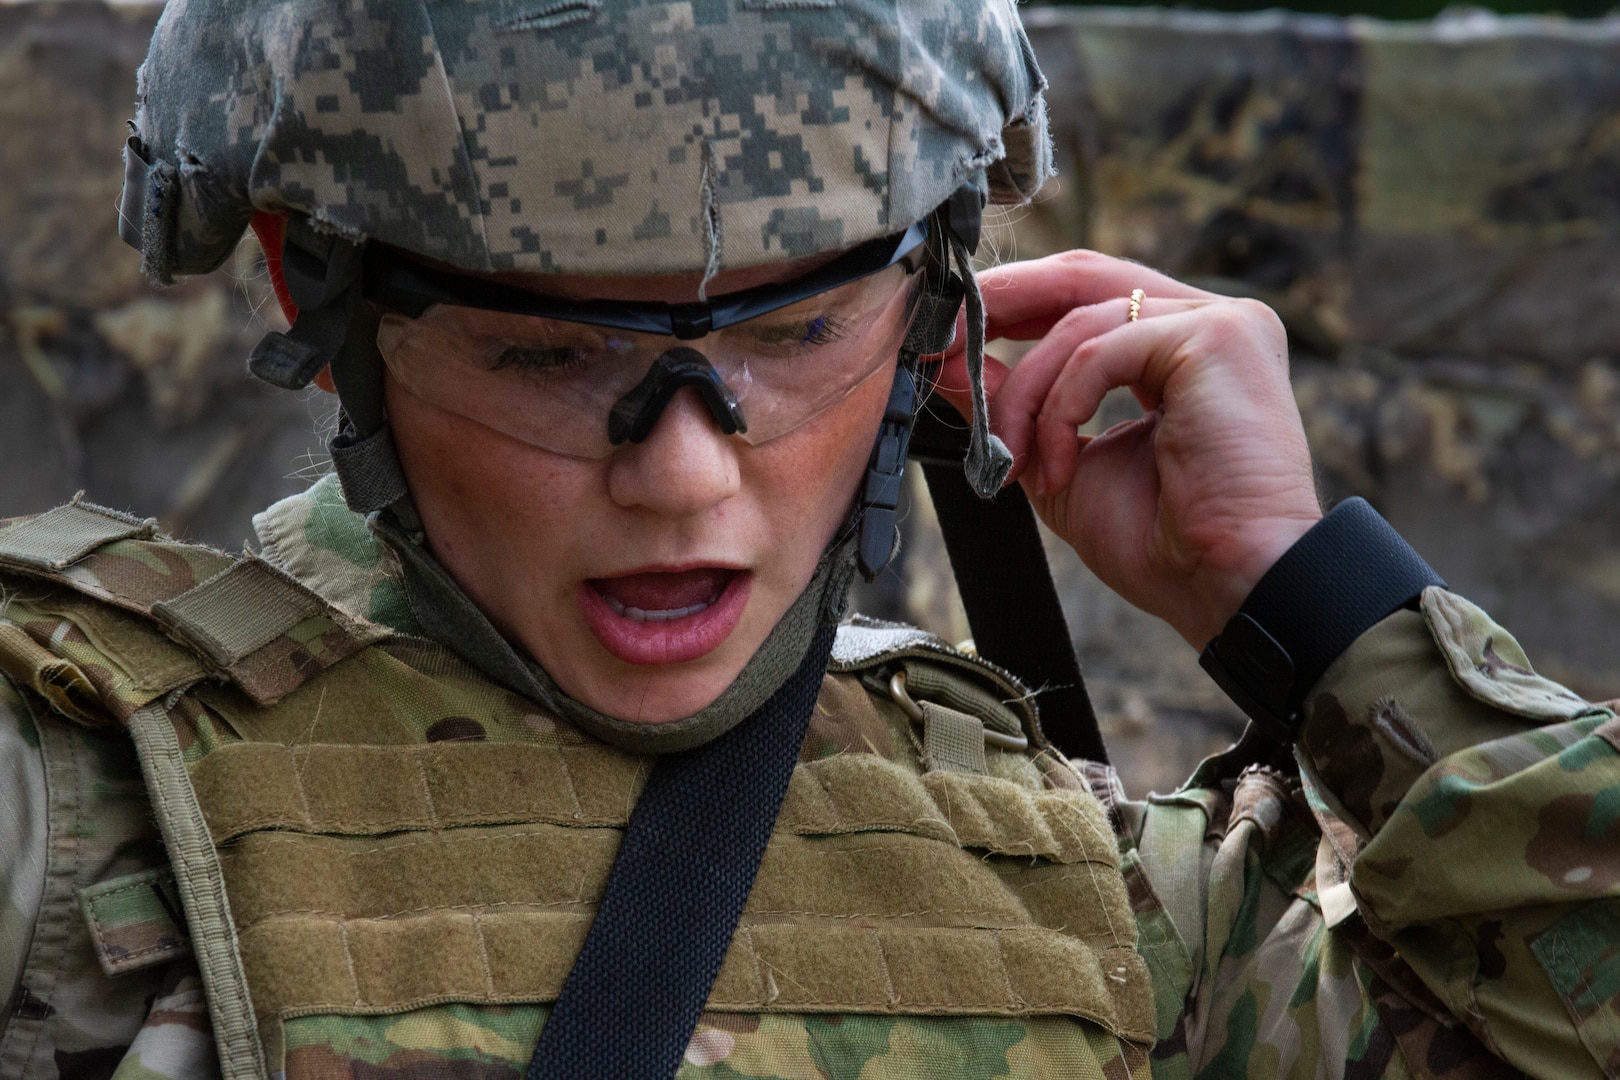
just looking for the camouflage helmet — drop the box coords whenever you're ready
[122,0,1053,284]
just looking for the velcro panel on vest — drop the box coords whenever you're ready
[0,510,387,711]
[150,557,385,706]
[239,914,1150,1034]
[0,500,155,572]
[193,743,1152,1043]
[78,867,192,977]
[154,560,323,667]
[191,742,649,843]
[191,742,1113,866]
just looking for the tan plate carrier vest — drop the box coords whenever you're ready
[0,500,1154,1078]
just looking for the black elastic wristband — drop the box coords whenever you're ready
[1200,498,1445,741]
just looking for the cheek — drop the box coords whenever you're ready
[746,363,894,548]
[384,376,585,583]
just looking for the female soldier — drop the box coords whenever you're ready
[0,1,1613,1078]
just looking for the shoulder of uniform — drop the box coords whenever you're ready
[0,496,386,725]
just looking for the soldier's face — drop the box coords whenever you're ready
[383,260,894,723]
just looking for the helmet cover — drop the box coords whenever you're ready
[129,0,1052,283]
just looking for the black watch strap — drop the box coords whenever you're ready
[1199,498,1445,741]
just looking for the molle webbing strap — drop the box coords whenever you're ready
[910,404,1108,764]
[79,867,192,977]
[919,700,988,775]
[153,560,324,669]
[0,500,155,572]
[127,701,268,1080]
[526,623,839,1080]
[199,741,1148,1029]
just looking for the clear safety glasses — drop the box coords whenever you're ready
[366,224,927,461]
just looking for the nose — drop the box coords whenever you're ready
[605,385,741,515]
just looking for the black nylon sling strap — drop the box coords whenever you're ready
[525,622,838,1080]
[910,402,1108,764]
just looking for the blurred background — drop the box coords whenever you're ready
[1,1,1616,795]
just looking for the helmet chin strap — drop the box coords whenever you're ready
[854,181,1001,581]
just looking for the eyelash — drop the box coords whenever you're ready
[489,345,588,373]
[798,315,850,348]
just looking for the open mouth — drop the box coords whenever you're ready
[578,567,751,665]
[594,567,732,622]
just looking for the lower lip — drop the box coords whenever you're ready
[576,571,752,666]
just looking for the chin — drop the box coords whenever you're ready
[584,663,744,724]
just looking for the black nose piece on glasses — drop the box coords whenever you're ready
[607,347,750,446]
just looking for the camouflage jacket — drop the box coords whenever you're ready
[0,476,1615,1080]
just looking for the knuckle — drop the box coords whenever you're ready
[1234,296,1286,336]
[1051,303,1095,336]
[1201,298,1282,349]
[1051,248,1107,273]
[1069,336,1105,368]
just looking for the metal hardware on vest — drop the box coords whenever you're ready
[1199,497,1446,743]
[606,347,747,446]
[525,622,839,1080]
[908,401,1108,764]
[856,365,919,580]
[889,668,1029,752]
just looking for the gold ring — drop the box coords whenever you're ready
[1127,288,1146,323]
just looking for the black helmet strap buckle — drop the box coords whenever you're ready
[855,364,918,580]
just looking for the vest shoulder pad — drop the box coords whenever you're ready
[831,615,1051,757]
[0,497,385,724]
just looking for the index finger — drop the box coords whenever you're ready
[939,250,1221,358]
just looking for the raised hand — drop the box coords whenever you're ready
[933,250,1322,648]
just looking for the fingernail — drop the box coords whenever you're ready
[1034,467,1048,497]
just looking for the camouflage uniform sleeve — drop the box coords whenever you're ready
[1119,588,1620,1079]
[0,672,49,1018]
[1302,588,1619,1078]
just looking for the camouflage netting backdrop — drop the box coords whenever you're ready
[1,1,1617,794]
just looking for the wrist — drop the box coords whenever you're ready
[1198,498,1445,742]
[1180,512,1321,648]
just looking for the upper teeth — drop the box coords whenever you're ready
[602,594,713,622]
